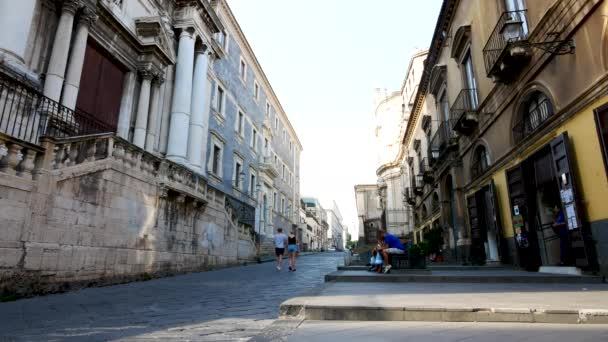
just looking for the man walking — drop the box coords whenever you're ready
[274,228,288,271]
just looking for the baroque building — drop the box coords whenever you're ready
[402,0,608,273]
[0,0,301,294]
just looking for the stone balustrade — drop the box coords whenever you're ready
[0,132,45,179]
[49,133,208,202]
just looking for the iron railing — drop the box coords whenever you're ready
[404,187,416,205]
[430,120,456,159]
[413,175,424,195]
[0,70,114,145]
[483,10,529,76]
[450,88,478,122]
[512,97,553,143]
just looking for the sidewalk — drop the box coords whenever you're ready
[280,281,608,324]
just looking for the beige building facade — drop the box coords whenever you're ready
[403,0,608,272]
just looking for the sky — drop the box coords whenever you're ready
[228,0,443,238]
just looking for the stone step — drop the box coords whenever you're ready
[337,266,430,274]
[280,282,608,324]
[325,270,605,284]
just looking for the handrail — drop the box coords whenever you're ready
[0,70,114,145]
[450,88,478,122]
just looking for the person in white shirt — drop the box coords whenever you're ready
[274,228,288,271]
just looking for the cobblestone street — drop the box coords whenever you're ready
[0,253,344,341]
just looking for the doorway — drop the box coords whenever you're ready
[467,181,503,265]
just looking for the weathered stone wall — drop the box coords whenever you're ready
[0,134,256,296]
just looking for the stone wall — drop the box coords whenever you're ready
[0,133,256,296]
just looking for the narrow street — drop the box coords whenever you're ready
[0,253,344,341]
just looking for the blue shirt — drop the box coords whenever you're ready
[384,234,406,251]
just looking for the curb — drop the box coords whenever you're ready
[279,303,608,324]
[324,273,604,284]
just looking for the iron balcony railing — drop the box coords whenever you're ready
[450,88,478,122]
[404,187,416,205]
[413,174,424,196]
[0,70,114,145]
[483,9,529,76]
[512,97,553,143]
[430,119,456,160]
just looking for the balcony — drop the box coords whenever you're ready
[450,88,479,135]
[430,120,457,163]
[259,156,279,178]
[420,157,434,184]
[404,187,416,206]
[0,69,114,145]
[483,10,531,82]
[413,175,424,196]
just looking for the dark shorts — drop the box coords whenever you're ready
[275,248,285,256]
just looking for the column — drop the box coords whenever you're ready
[133,70,154,148]
[61,8,97,110]
[116,71,136,139]
[158,65,174,153]
[0,0,37,66]
[187,46,210,170]
[43,0,81,102]
[166,29,195,163]
[145,75,164,152]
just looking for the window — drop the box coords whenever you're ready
[215,85,225,115]
[254,81,260,101]
[251,128,258,151]
[239,58,247,81]
[236,111,244,136]
[471,145,489,178]
[264,138,269,154]
[438,89,449,122]
[515,91,554,143]
[223,31,230,52]
[281,197,285,215]
[266,102,271,117]
[274,116,279,129]
[233,158,243,189]
[462,51,479,109]
[250,173,256,195]
[273,192,277,210]
[212,144,222,176]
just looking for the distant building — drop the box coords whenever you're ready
[354,184,383,244]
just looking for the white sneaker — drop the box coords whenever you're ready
[277,265,281,271]
[383,265,392,274]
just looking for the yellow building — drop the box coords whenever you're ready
[404,0,608,273]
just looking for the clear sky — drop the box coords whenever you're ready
[228,0,443,238]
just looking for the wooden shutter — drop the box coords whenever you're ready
[488,180,506,263]
[549,132,590,267]
[594,104,608,180]
[466,192,485,263]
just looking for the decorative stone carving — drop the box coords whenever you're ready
[62,0,83,14]
[78,7,98,27]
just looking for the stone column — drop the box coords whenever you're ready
[133,70,154,148]
[61,8,97,110]
[0,0,37,66]
[145,75,164,152]
[166,29,195,164]
[158,65,174,154]
[43,0,81,102]
[187,46,210,171]
[116,71,136,139]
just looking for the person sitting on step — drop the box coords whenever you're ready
[372,229,406,274]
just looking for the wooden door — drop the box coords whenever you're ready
[76,41,125,131]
